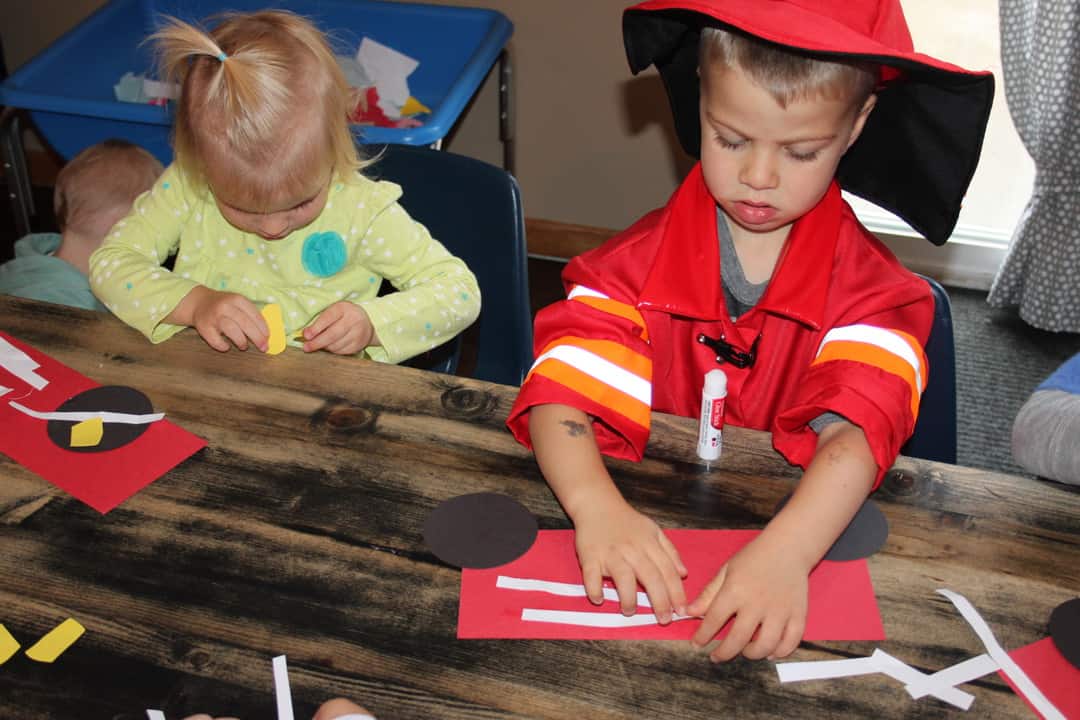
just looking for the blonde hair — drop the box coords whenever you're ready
[54,139,164,232]
[151,10,366,211]
[700,27,878,109]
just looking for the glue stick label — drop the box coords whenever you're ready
[697,395,725,460]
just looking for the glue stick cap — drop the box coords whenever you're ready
[704,368,727,396]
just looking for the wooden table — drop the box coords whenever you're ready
[1,295,1076,719]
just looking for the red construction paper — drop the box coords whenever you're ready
[459,529,884,641]
[1004,637,1080,720]
[0,332,206,513]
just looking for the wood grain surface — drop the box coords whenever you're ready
[0,295,1077,719]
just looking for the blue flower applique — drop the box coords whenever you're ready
[301,231,347,277]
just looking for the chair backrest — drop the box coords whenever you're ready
[364,143,532,386]
[901,275,957,464]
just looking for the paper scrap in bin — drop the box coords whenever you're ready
[0,331,206,513]
[459,529,884,640]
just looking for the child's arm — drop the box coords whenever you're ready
[89,165,211,343]
[530,403,688,623]
[688,420,876,661]
[306,183,480,361]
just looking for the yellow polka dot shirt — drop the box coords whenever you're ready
[90,164,481,364]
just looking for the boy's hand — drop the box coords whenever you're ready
[179,286,268,353]
[688,533,810,662]
[300,301,379,355]
[573,500,688,623]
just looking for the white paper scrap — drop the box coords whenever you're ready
[775,655,881,682]
[146,711,166,720]
[521,608,692,628]
[869,649,975,710]
[905,653,998,699]
[356,37,418,110]
[8,401,164,424]
[272,655,294,720]
[497,575,651,608]
[0,336,48,390]
[937,589,1064,720]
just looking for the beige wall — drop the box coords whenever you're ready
[2,1,1027,239]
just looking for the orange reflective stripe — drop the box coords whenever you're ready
[538,336,652,381]
[812,340,921,420]
[570,295,650,342]
[531,357,651,429]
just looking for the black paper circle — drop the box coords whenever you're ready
[46,386,154,453]
[1048,597,1080,669]
[423,492,539,569]
[774,494,889,562]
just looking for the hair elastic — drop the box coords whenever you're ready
[216,52,228,61]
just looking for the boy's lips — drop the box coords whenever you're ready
[732,200,778,225]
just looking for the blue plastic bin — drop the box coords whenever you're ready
[0,0,512,164]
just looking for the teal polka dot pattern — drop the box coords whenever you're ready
[302,231,348,277]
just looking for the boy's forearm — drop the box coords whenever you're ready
[528,404,627,521]
[759,422,878,571]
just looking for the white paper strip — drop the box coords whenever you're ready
[869,649,975,710]
[0,336,48,390]
[521,608,691,628]
[8,401,164,424]
[905,653,998,699]
[272,655,294,720]
[497,575,651,608]
[937,589,1064,720]
[776,655,881,682]
[331,715,377,720]
[146,711,166,720]
[0,386,11,397]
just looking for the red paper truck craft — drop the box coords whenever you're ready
[0,332,206,513]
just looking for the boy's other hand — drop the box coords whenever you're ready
[180,286,269,353]
[301,301,378,355]
[687,533,809,662]
[573,500,688,623]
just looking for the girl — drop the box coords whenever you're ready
[90,10,480,362]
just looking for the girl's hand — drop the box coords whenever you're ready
[687,532,810,662]
[301,301,379,355]
[572,499,688,624]
[176,286,268,353]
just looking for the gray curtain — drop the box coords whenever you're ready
[987,0,1080,332]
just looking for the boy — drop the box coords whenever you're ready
[0,139,163,310]
[507,0,994,662]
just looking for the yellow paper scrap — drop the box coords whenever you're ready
[261,303,287,355]
[0,625,20,665]
[25,618,85,663]
[69,417,104,448]
[401,96,431,116]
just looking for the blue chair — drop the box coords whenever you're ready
[364,143,532,387]
[901,275,957,464]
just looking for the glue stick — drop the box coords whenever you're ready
[697,369,727,463]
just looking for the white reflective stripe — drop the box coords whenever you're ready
[567,285,609,301]
[905,653,998,699]
[817,324,923,390]
[531,344,651,406]
[938,589,1065,720]
[521,608,692,627]
[497,575,651,608]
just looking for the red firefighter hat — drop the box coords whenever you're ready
[623,0,995,245]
